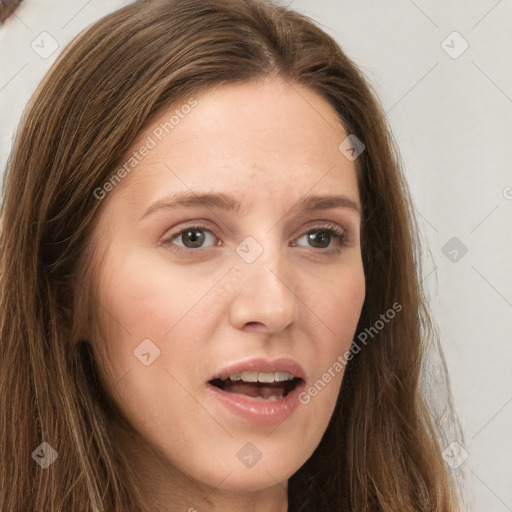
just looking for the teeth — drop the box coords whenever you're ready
[274,371,294,382]
[257,372,275,383]
[220,371,296,383]
[251,395,284,401]
[241,371,258,382]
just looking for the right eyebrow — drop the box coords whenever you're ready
[140,191,242,220]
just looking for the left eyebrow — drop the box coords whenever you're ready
[287,192,362,218]
[140,190,362,220]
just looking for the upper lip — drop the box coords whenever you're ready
[208,357,306,382]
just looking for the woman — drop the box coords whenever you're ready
[0,0,465,510]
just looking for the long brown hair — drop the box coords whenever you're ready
[0,0,461,510]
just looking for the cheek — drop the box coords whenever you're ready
[89,255,227,471]
[96,250,219,342]
[88,252,208,404]
[309,261,366,349]
[333,271,365,343]
[291,261,365,422]
[91,247,237,390]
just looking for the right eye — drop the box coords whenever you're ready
[164,224,218,250]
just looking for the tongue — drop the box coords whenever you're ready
[222,381,286,399]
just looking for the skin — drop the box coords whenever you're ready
[87,77,366,511]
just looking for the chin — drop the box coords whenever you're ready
[195,446,306,493]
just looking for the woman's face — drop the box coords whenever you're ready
[89,78,365,498]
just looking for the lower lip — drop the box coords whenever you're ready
[206,381,305,427]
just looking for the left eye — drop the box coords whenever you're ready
[293,226,345,250]
[166,224,346,251]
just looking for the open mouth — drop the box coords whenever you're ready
[209,371,303,401]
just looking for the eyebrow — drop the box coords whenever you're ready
[140,190,362,220]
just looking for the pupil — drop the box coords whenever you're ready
[308,230,330,248]
[183,229,205,248]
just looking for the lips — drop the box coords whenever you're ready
[208,357,306,401]
[206,357,307,426]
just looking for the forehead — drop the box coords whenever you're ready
[106,78,360,214]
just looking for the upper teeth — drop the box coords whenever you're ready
[221,371,295,383]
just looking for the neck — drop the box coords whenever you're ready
[152,486,288,512]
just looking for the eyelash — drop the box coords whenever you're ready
[162,222,348,255]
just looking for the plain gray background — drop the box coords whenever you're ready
[1,1,511,510]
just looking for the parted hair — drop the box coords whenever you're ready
[0,0,460,510]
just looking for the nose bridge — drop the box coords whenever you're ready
[230,232,298,332]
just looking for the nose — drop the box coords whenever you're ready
[228,243,299,334]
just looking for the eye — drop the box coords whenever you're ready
[168,224,217,249]
[292,223,346,251]
[162,222,347,253]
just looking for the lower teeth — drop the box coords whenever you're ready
[251,395,284,401]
